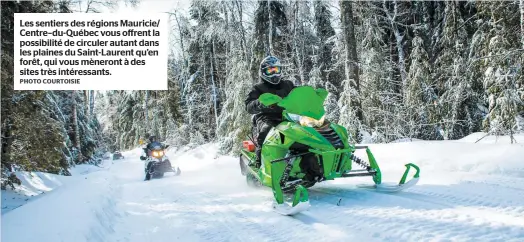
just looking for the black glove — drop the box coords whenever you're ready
[247,99,265,114]
[262,104,283,113]
[254,100,265,111]
[251,100,283,113]
[140,156,146,160]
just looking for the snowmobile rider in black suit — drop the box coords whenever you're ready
[245,56,295,168]
[140,133,159,158]
[141,134,169,160]
[140,134,173,181]
[146,135,159,151]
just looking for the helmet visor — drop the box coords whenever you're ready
[263,66,281,76]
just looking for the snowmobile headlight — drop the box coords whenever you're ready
[299,115,325,128]
[152,150,164,158]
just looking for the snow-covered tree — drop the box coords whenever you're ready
[338,0,364,142]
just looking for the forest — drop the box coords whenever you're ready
[2,0,523,189]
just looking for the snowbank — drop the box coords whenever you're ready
[1,160,110,214]
[1,172,64,214]
[363,132,524,144]
[168,143,224,172]
[388,137,423,143]
[1,164,120,242]
[458,132,524,144]
[352,134,524,185]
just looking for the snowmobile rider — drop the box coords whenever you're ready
[245,56,295,168]
[140,134,161,159]
[146,135,159,150]
[140,134,172,181]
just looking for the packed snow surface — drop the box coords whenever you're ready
[1,162,107,215]
[2,132,524,242]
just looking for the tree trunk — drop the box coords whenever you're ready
[384,0,407,94]
[174,12,187,69]
[520,0,524,49]
[145,91,149,132]
[293,1,305,84]
[340,1,364,124]
[1,111,13,172]
[89,90,94,117]
[83,90,88,105]
[210,43,219,130]
[267,0,273,54]
[235,0,248,60]
[300,6,306,84]
[71,91,82,162]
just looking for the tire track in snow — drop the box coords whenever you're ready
[108,180,201,242]
[193,190,350,242]
[240,184,378,241]
[107,168,273,241]
[308,189,462,241]
[471,177,524,192]
[107,158,269,242]
[165,190,265,242]
[306,188,424,241]
[308,183,524,241]
[405,181,524,218]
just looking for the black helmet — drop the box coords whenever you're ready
[259,56,282,85]
[148,135,157,143]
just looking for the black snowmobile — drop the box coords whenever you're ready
[140,142,181,180]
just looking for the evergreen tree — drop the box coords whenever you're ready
[338,0,364,142]
[311,0,343,123]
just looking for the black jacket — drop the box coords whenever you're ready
[245,79,295,123]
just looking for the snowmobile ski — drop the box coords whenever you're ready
[357,177,419,192]
[357,163,420,192]
[272,201,311,216]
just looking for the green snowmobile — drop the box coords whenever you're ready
[239,86,420,215]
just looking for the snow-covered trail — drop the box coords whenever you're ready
[107,139,524,242]
[3,134,524,242]
[106,148,374,242]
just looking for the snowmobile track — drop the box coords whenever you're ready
[306,188,426,241]
[195,191,270,242]
[196,191,338,242]
[308,184,524,241]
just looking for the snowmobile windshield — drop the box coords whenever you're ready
[149,141,164,150]
[277,86,327,120]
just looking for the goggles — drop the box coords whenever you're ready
[263,66,281,76]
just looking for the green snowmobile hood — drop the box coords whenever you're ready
[259,86,327,120]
